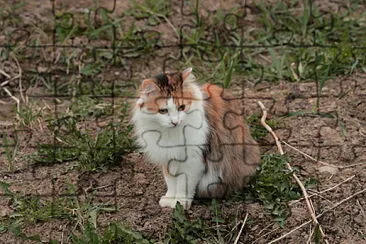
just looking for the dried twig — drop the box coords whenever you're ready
[256,223,274,237]
[93,184,114,190]
[282,141,365,169]
[356,199,365,218]
[306,226,314,244]
[257,101,283,154]
[257,101,325,239]
[252,226,280,244]
[317,175,356,194]
[10,53,25,104]
[0,69,11,79]
[3,87,20,117]
[268,188,366,243]
[141,7,180,42]
[0,71,21,87]
[233,212,249,244]
[289,175,356,205]
[282,141,336,167]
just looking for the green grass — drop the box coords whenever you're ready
[245,154,302,227]
[127,0,171,25]
[165,200,233,244]
[3,0,365,90]
[0,0,365,242]
[180,0,366,86]
[17,105,42,128]
[33,97,135,170]
[70,221,151,244]
[2,133,18,171]
[165,202,205,244]
[0,181,143,243]
[0,181,67,241]
[247,114,280,140]
[165,153,306,242]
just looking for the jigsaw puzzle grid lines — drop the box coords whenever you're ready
[0,0,365,215]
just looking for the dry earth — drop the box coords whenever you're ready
[0,0,365,243]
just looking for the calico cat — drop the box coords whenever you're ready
[131,68,260,209]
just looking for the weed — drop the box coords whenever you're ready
[209,199,225,243]
[0,181,68,241]
[2,132,17,171]
[359,231,366,240]
[245,154,301,227]
[64,183,150,243]
[55,12,80,44]
[0,181,69,223]
[253,0,366,82]
[182,0,366,86]
[0,1,26,29]
[0,181,127,243]
[165,202,204,244]
[17,105,41,128]
[166,199,241,243]
[70,221,151,244]
[246,114,279,140]
[33,100,135,170]
[304,177,319,189]
[1,221,41,242]
[127,0,171,25]
[312,224,323,244]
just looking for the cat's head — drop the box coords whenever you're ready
[135,67,199,128]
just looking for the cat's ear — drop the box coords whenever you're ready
[140,79,158,95]
[182,67,193,81]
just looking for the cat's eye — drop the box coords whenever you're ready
[158,108,168,114]
[178,104,186,111]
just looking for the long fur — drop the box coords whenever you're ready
[131,69,260,209]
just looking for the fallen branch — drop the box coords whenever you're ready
[0,69,11,79]
[268,187,366,243]
[257,101,325,239]
[234,212,249,244]
[3,87,20,117]
[289,175,356,206]
[282,141,336,167]
[0,74,21,88]
[252,226,279,244]
[282,141,365,169]
[10,53,25,105]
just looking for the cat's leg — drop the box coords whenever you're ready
[159,166,178,208]
[196,165,227,198]
[174,158,205,209]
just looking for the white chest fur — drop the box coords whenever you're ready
[134,108,208,165]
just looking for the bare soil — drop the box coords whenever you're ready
[0,0,365,243]
[1,74,365,243]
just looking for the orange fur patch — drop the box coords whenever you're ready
[199,83,260,197]
[138,82,195,113]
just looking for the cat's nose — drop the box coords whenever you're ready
[171,121,178,126]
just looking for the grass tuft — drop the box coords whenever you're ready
[33,99,135,170]
[246,154,301,226]
[70,222,151,244]
[247,114,279,140]
[165,202,204,244]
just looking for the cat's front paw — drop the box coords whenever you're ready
[176,198,192,210]
[159,196,177,208]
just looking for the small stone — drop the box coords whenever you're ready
[318,165,339,174]
[0,206,13,217]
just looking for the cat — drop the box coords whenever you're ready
[131,67,260,209]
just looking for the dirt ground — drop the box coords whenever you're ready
[0,0,365,243]
[1,74,365,243]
